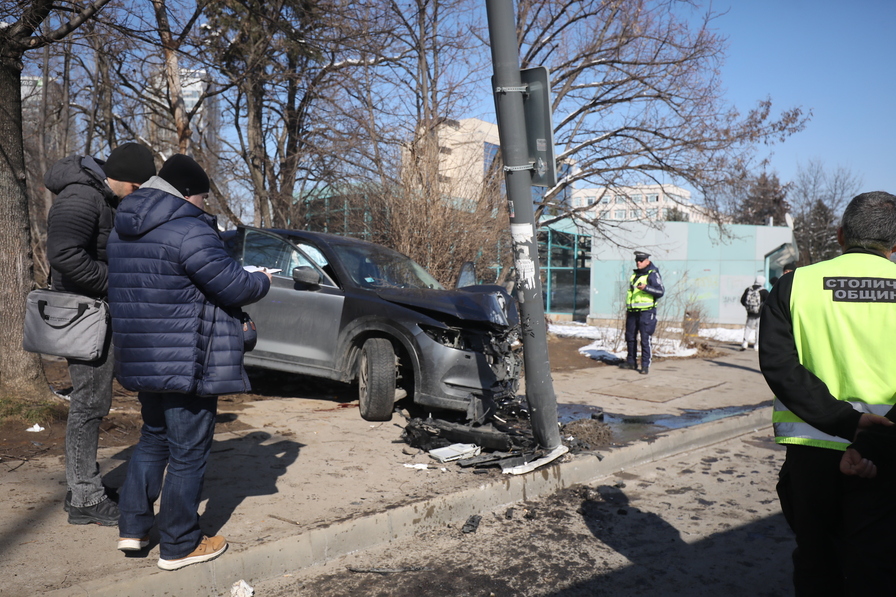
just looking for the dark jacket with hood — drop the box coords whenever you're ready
[107,177,270,396]
[44,156,117,297]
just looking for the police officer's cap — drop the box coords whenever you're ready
[634,251,650,261]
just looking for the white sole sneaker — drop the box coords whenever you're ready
[157,536,227,571]
[118,536,150,551]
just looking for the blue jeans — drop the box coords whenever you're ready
[118,392,217,560]
[65,340,114,508]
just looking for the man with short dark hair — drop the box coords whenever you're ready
[760,191,896,594]
[108,154,271,570]
[619,251,664,374]
[45,142,156,525]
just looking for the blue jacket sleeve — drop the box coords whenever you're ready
[643,268,665,299]
[180,224,271,308]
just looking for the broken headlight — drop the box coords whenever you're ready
[420,324,466,350]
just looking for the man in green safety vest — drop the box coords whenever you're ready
[760,191,896,595]
[619,251,664,374]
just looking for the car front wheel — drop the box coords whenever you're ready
[358,338,396,421]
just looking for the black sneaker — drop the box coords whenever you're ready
[64,486,119,512]
[618,362,638,370]
[639,367,649,375]
[68,497,120,526]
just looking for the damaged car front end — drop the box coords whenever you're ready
[391,285,523,420]
[223,226,522,422]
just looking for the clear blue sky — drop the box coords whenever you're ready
[714,0,896,192]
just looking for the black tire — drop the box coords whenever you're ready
[358,338,396,421]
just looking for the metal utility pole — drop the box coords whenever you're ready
[486,0,561,451]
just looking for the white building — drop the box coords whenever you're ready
[433,117,501,201]
[571,183,717,224]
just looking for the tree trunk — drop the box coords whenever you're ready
[152,0,192,154]
[245,85,270,227]
[0,57,54,403]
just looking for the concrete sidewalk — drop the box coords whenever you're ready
[1,342,774,596]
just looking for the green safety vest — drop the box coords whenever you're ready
[773,253,896,451]
[626,271,656,311]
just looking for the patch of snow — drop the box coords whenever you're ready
[550,322,743,360]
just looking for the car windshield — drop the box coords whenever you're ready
[332,243,444,290]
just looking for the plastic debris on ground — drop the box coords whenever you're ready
[428,443,480,463]
[231,579,254,597]
[401,395,565,472]
[403,463,430,470]
[502,444,569,475]
[461,514,482,533]
[25,424,45,432]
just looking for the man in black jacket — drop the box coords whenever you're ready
[760,191,896,594]
[45,143,156,526]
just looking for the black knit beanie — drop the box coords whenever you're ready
[102,143,156,183]
[158,154,210,197]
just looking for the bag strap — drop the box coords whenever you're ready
[37,299,89,329]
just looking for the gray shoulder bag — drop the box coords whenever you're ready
[23,288,109,361]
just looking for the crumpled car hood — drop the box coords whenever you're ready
[375,286,517,328]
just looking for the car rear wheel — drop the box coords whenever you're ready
[358,338,396,421]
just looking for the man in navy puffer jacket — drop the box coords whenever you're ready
[107,154,271,570]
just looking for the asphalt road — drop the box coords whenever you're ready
[249,429,794,597]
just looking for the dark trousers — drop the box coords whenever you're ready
[777,444,896,596]
[65,338,114,508]
[118,392,218,560]
[624,309,657,369]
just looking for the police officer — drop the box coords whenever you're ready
[619,251,664,374]
[760,191,896,595]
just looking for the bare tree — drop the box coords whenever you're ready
[790,159,862,265]
[318,0,513,285]
[510,0,808,228]
[198,0,395,228]
[0,0,112,402]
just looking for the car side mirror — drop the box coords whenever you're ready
[455,261,477,288]
[292,266,321,287]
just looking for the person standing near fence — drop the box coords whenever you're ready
[619,251,664,375]
[45,142,156,526]
[739,275,768,351]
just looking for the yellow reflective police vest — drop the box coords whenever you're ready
[773,253,896,451]
[626,271,656,311]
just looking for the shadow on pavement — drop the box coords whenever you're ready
[553,484,793,596]
[201,431,302,534]
[104,431,303,537]
[705,359,762,375]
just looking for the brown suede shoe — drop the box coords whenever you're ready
[157,535,227,571]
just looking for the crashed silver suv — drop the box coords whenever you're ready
[223,227,522,421]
